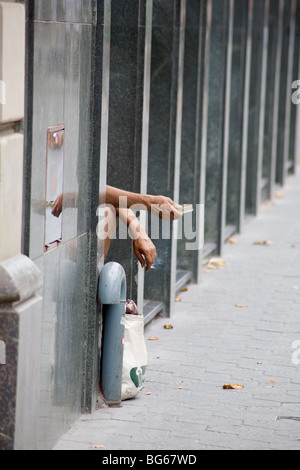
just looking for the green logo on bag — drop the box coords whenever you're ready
[130,366,147,389]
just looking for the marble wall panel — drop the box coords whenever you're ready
[245,0,266,216]
[62,23,92,241]
[29,21,66,260]
[0,310,18,450]
[36,235,88,450]
[24,2,101,448]
[281,0,297,182]
[28,0,94,24]
[262,0,280,201]
[203,0,229,249]
[105,0,151,305]
[287,0,300,171]
[226,0,248,230]
[276,0,292,184]
[177,0,204,280]
[144,0,185,316]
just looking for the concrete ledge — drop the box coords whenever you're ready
[0,254,43,304]
[0,255,43,450]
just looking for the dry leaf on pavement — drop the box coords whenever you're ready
[253,239,273,246]
[149,336,159,341]
[207,258,226,269]
[223,384,244,390]
[163,324,174,329]
[235,304,249,308]
[175,296,182,302]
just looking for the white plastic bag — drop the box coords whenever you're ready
[121,300,148,401]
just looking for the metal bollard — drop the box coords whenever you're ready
[98,262,126,406]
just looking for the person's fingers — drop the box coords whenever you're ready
[51,204,58,217]
[133,246,146,269]
[144,246,157,272]
[133,240,157,272]
[145,252,154,272]
[52,202,61,218]
[156,202,182,221]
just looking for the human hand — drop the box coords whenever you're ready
[133,234,157,272]
[51,193,63,218]
[146,195,183,221]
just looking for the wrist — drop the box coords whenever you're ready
[141,194,153,212]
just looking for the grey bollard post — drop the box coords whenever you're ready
[98,262,126,406]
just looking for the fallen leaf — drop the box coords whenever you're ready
[293,286,300,291]
[181,287,189,292]
[253,239,273,246]
[149,336,159,341]
[89,445,105,449]
[175,296,182,302]
[227,237,237,244]
[178,386,183,390]
[163,323,174,329]
[262,200,275,207]
[202,269,211,274]
[235,304,249,308]
[291,244,297,248]
[274,191,284,198]
[223,384,244,390]
[269,379,277,384]
[146,392,151,396]
[207,258,226,269]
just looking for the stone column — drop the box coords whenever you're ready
[0,255,43,450]
[105,0,153,311]
[144,0,186,317]
[177,0,206,283]
[276,0,294,185]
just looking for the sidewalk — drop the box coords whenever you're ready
[54,171,300,451]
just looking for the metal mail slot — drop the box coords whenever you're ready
[45,125,64,249]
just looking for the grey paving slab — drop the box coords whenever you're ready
[53,172,300,451]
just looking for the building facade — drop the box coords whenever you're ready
[0,0,299,450]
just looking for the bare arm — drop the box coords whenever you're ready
[52,186,183,222]
[106,185,182,221]
[117,207,157,272]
